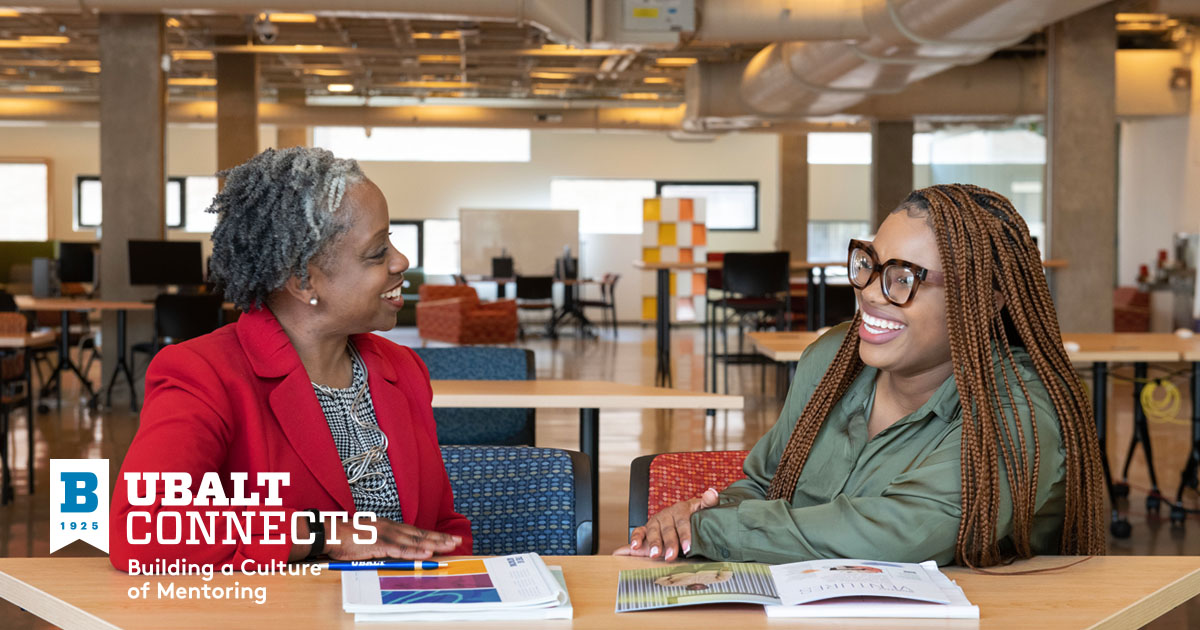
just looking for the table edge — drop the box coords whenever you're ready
[1090,563,1200,630]
[0,566,122,630]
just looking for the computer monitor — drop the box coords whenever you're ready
[58,242,97,283]
[127,240,204,286]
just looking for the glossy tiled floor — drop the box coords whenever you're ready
[1,324,1198,628]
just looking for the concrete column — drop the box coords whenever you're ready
[98,13,166,402]
[1047,2,1117,332]
[778,133,809,261]
[216,43,258,171]
[870,119,914,230]
[275,88,308,149]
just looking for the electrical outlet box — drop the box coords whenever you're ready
[623,0,695,33]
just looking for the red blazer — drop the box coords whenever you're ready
[109,307,472,572]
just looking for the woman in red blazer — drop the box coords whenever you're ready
[110,148,472,572]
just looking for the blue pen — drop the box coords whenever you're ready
[320,560,447,571]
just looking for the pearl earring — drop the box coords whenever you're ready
[309,297,319,306]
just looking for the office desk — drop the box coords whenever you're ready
[1,555,1196,629]
[430,379,743,552]
[0,329,54,502]
[13,296,153,411]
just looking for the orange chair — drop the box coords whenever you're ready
[416,284,518,345]
[628,450,749,535]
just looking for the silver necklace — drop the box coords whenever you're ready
[311,344,391,496]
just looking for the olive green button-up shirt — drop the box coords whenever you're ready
[690,323,1067,565]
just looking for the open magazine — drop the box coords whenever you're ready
[342,553,572,622]
[616,558,978,619]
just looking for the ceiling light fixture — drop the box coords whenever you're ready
[24,85,64,93]
[418,54,462,64]
[655,57,697,67]
[620,92,661,100]
[259,12,318,24]
[168,77,217,86]
[530,71,573,80]
[0,9,21,18]
[172,50,214,61]
[327,83,354,92]
[307,68,351,77]
[392,80,478,89]
[165,17,181,28]
[642,76,672,84]
[19,35,70,44]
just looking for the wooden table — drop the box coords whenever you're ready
[0,330,54,503]
[1,555,1196,629]
[13,296,154,411]
[430,379,743,552]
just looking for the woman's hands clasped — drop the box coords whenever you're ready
[613,488,719,561]
[325,517,462,560]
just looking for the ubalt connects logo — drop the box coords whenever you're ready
[50,459,108,554]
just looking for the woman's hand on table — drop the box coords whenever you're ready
[326,518,462,560]
[614,488,719,561]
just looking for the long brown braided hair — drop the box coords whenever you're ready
[766,183,1105,567]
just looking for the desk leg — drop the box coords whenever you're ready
[1094,362,1129,538]
[817,267,827,329]
[579,408,599,554]
[1119,363,1162,514]
[104,310,138,411]
[0,387,9,505]
[46,310,97,409]
[654,269,672,387]
[25,347,33,493]
[1171,363,1200,525]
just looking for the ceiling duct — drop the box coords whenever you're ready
[685,0,1112,129]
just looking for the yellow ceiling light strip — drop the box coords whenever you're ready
[392,80,478,89]
[655,57,697,67]
[530,71,573,80]
[24,85,64,93]
[168,77,216,86]
[0,9,20,18]
[642,76,672,84]
[19,35,70,44]
[172,50,214,61]
[259,12,318,23]
[621,92,661,100]
[307,68,351,77]
[326,83,354,92]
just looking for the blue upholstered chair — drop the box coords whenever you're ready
[440,446,593,555]
[413,347,535,445]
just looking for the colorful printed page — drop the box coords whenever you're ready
[615,562,780,612]
[342,554,567,615]
[353,567,574,622]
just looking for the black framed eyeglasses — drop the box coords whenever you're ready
[847,239,944,307]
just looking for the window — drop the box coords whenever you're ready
[76,176,186,229]
[808,132,872,164]
[0,160,49,241]
[422,219,460,275]
[913,128,1046,256]
[182,176,219,233]
[550,178,656,235]
[313,127,531,162]
[808,221,871,263]
[657,181,758,231]
[389,220,423,268]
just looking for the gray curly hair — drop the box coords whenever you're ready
[207,147,364,310]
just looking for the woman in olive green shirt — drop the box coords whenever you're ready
[618,184,1106,568]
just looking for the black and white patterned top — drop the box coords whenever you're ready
[311,345,403,523]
